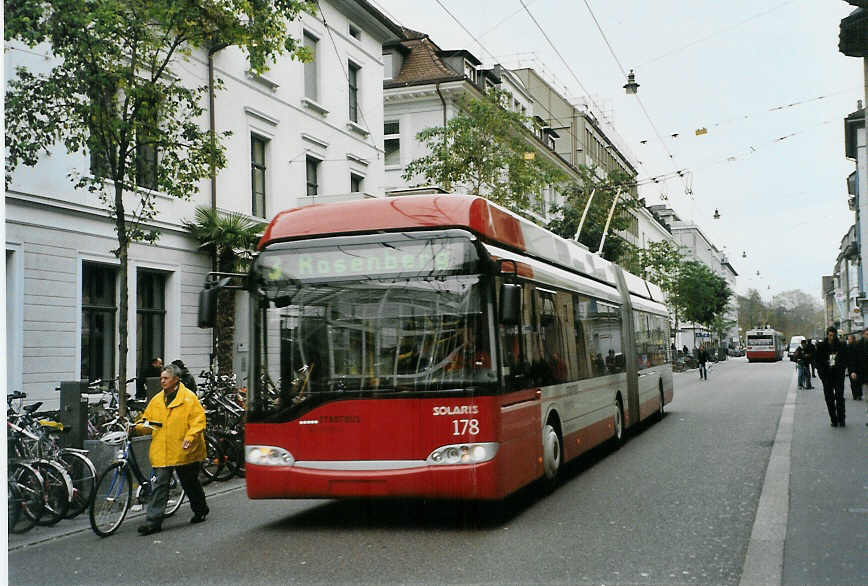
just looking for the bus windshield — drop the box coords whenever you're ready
[248,236,496,418]
[748,335,772,346]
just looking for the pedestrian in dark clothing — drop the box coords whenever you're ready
[795,340,810,389]
[697,344,709,381]
[848,328,868,401]
[137,356,163,399]
[806,339,817,378]
[815,326,847,427]
[845,334,862,400]
[171,359,197,393]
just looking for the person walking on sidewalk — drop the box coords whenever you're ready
[807,338,818,379]
[135,363,210,535]
[698,344,709,381]
[815,326,848,427]
[795,339,811,389]
[847,329,868,402]
[845,334,863,401]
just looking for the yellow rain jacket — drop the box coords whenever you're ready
[138,383,207,467]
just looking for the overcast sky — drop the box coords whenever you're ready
[372,0,864,300]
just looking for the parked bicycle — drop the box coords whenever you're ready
[7,391,76,526]
[8,461,44,533]
[89,419,186,537]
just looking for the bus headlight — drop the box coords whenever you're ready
[427,442,498,465]
[245,445,294,466]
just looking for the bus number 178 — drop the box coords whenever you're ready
[452,419,479,436]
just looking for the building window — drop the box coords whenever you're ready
[383,52,393,80]
[136,270,166,373]
[349,23,362,41]
[251,135,267,218]
[88,83,117,178]
[81,262,117,382]
[136,141,158,190]
[303,32,318,101]
[384,120,400,166]
[463,60,476,83]
[348,62,360,123]
[350,173,364,193]
[306,156,320,196]
[135,96,159,190]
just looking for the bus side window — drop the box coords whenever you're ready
[634,311,649,370]
[571,295,591,380]
[539,290,569,384]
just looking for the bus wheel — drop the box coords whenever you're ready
[656,387,665,421]
[542,420,562,491]
[612,397,625,448]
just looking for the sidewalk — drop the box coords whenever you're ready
[783,377,868,584]
[8,476,245,551]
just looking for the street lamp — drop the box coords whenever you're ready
[623,70,640,94]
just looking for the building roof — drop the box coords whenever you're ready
[384,36,463,87]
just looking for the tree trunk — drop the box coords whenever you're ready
[115,182,129,418]
[216,288,235,375]
[216,254,236,375]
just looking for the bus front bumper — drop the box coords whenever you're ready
[245,459,503,500]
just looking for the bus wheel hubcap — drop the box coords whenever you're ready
[543,424,560,479]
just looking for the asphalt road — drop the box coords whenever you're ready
[8,358,867,585]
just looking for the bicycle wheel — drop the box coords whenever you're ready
[33,460,71,526]
[199,435,223,485]
[213,435,235,481]
[89,462,132,537]
[8,462,44,533]
[60,451,97,519]
[164,470,186,517]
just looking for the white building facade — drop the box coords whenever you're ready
[5,1,401,406]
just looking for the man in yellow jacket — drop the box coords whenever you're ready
[137,363,209,535]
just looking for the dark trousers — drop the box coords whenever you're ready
[698,362,707,380]
[146,462,208,526]
[849,375,863,400]
[820,374,846,424]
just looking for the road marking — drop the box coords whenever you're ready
[739,367,796,586]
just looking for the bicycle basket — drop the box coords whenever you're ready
[100,430,126,446]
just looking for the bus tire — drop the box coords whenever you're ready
[612,396,625,449]
[541,417,562,492]
[656,384,665,422]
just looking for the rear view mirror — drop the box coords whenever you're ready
[499,283,522,325]
[198,277,231,328]
[198,287,219,329]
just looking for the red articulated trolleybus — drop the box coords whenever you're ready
[200,195,674,500]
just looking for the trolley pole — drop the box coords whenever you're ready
[597,189,622,254]
[573,188,596,242]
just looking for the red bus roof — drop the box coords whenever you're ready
[260,194,526,251]
[260,194,664,303]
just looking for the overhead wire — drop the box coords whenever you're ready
[313,0,380,155]
[432,0,499,63]
[638,0,801,68]
[634,86,857,145]
[574,0,691,195]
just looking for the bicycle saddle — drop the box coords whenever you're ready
[23,402,43,413]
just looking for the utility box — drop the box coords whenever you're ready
[59,380,89,449]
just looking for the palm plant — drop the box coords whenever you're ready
[184,206,266,374]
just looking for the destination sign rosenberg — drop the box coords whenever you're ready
[259,238,475,282]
